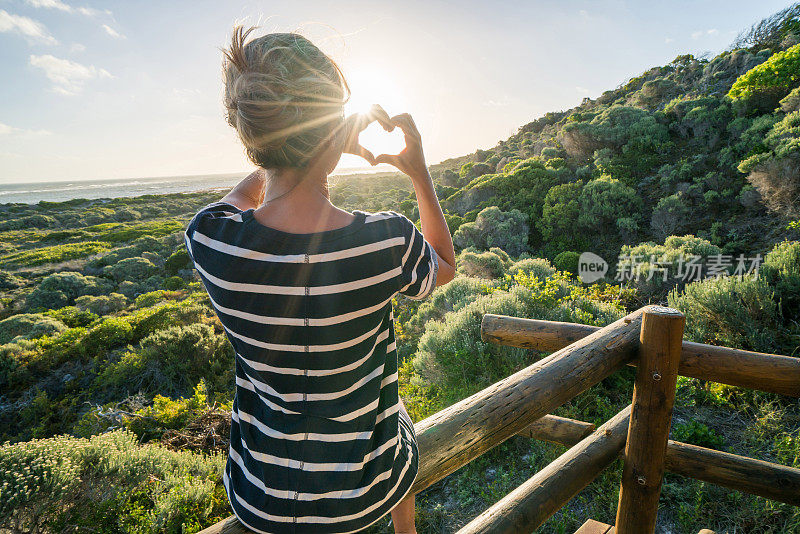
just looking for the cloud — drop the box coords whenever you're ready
[29,54,112,95]
[70,43,86,53]
[0,121,52,137]
[665,37,674,44]
[26,0,71,12]
[101,24,124,39]
[0,9,57,44]
[692,28,719,40]
[578,9,589,18]
[25,0,104,17]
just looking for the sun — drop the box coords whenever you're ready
[337,67,408,168]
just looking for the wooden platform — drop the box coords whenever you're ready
[574,520,716,534]
[575,520,615,534]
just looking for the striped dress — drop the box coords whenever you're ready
[184,202,438,534]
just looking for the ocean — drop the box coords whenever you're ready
[0,167,385,205]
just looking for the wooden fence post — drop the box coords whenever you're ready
[615,305,685,533]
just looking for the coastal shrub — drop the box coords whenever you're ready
[103,256,159,282]
[93,236,166,267]
[728,43,800,102]
[668,275,785,353]
[44,306,98,328]
[761,240,800,319]
[780,86,800,113]
[738,111,800,217]
[456,249,510,279]
[81,317,134,358]
[618,235,723,302]
[125,380,212,442]
[508,257,557,280]
[538,181,587,253]
[164,276,186,290]
[0,242,110,268]
[412,269,623,408]
[671,420,725,449]
[100,219,185,244]
[0,430,228,534]
[96,324,233,397]
[165,249,191,274]
[0,214,56,231]
[553,251,580,275]
[453,206,529,256]
[0,314,66,345]
[74,293,127,316]
[0,270,23,290]
[26,272,112,311]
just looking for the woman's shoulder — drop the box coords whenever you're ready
[361,210,414,234]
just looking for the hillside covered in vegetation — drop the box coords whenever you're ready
[2,5,800,534]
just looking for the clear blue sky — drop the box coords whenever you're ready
[0,0,793,183]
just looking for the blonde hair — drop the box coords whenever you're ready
[222,26,350,169]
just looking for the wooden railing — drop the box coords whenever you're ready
[200,306,800,534]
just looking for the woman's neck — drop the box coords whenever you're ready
[253,167,354,234]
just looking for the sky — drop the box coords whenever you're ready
[0,0,794,183]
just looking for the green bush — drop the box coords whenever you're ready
[453,206,529,256]
[99,219,185,244]
[0,314,67,345]
[728,43,800,102]
[125,380,213,442]
[74,293,128,316]
[165,249,191,274]
[0,242,110,268]
[553,251,580,275]
[672,420,725,449]
[81,317,134,358]
[26,272,112,311]
[96,323,233,397]
[44,306,98,328]
[668,275,786,353]
[457,249,510,279]
[0,430,228,533]
[103,256,159,283]
[411,268,623,409]
[164,276,186,290]
[0,270,23,290]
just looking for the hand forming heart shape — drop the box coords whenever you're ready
[342,104,428,180]
[342,104,396,166]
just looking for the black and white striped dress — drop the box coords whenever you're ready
[184,202,438,534]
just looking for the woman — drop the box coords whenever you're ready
[185,27,455,534]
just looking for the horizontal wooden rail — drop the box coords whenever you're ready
[664,440,800,506]
[457,406,632,534]
[481,314,800,397]
[517,414,800,507]
[410,309,644,493]
[520,413,595,446]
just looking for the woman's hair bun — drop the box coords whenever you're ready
[222,26,350,169]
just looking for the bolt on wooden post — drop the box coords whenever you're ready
[615,305,685,534]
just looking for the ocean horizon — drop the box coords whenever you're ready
[0,166,391,205]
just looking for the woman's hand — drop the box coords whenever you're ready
[374,113,429,181]
[341,105,395,166]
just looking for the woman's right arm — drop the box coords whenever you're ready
[373,111,456,287]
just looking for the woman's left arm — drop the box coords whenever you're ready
[219,169,266,211]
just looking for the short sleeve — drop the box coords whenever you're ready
[184,201,243,263]
[396,214,439,300]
